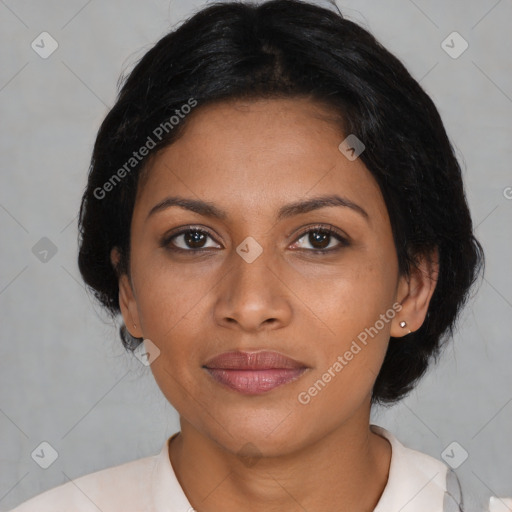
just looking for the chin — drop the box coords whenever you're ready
[206,407,316,457]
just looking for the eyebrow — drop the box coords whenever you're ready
[146,194,369,223]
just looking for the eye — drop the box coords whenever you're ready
[160,224,350,254]
[161,227,220,252]
[290,224,350,253]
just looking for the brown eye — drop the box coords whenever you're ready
[161,227,221,251]
[291,225,350,253]
[181,230,208,249]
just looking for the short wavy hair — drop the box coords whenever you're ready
[77,0,485,406]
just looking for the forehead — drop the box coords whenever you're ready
[133,98,388,225]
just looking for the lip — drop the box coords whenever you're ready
[203,350,309,395]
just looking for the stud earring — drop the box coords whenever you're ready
[399,320,412,334]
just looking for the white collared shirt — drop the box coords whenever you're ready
[7,424,501,511]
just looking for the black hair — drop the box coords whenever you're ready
[77,0,485,406]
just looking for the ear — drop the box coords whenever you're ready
[110,247,142,338]
[391,246,439,338]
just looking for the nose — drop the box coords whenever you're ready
[213,244,292,332]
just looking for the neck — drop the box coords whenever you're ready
[168,409,391,512]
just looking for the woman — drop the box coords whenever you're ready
[8,0,497,511]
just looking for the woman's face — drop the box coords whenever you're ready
[113,98,429,457]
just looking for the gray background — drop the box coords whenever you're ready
[0,1,511,511]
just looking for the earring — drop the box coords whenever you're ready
[399,320,412,334]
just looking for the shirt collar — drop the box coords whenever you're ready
[371,424,448,512]
[151,432,194,512]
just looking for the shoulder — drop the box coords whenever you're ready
[7,453,157,512]
[371,424,464,512]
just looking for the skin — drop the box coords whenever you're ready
[111,97,438,512]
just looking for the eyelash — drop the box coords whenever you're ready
[160,224,350,255]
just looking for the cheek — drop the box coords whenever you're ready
[131,251,214,340]
[130,260,214,406]
[305,254,395,335]
[138,287,209,422]
[296,298,392,421]
[299,256,396,388]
